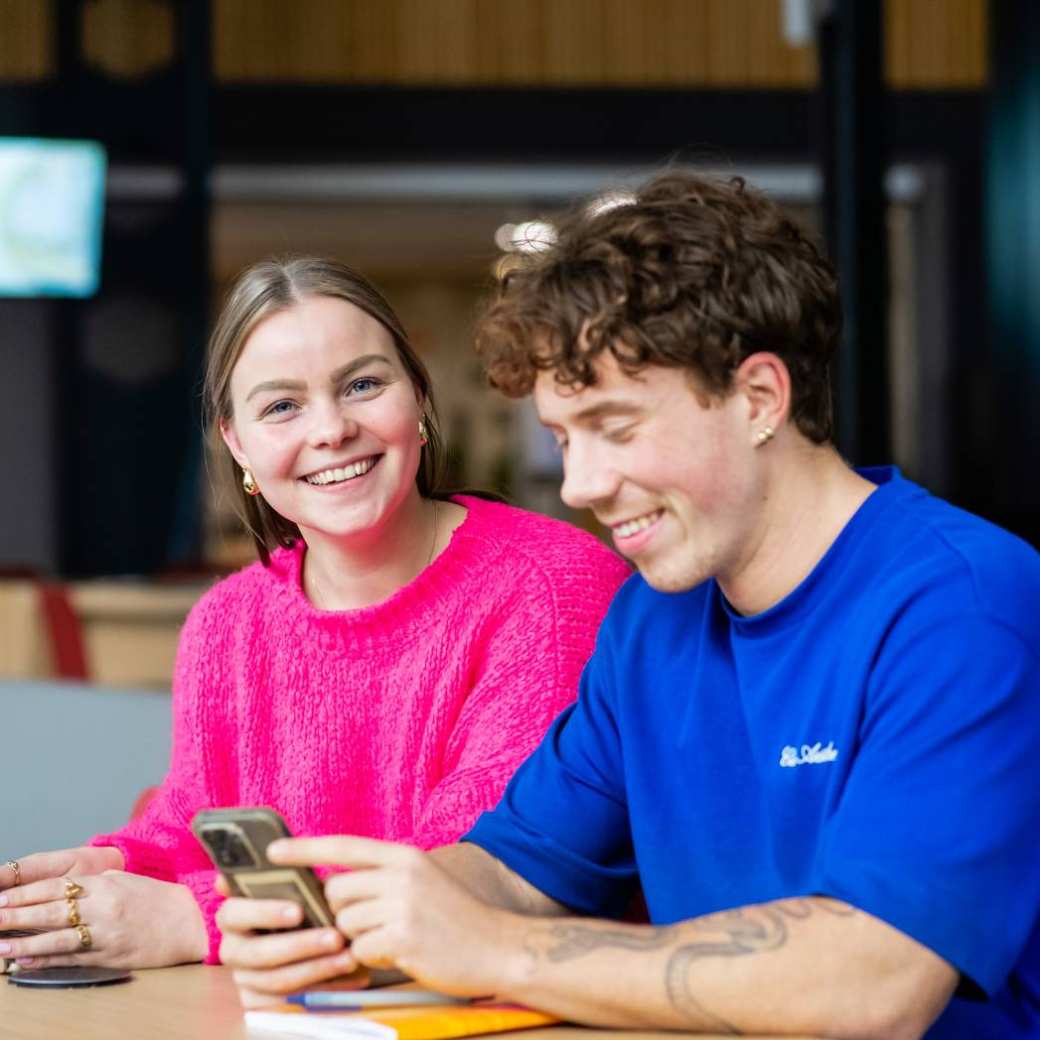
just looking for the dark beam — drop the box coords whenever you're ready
[817,1,890,465]
[984,0,1040,544]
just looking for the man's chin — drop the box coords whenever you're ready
[635,560,705,595]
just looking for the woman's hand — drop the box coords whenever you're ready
[1,847,124,891]
[216,881,364,1009]
[0,870,208,969]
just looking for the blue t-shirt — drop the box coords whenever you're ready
[466,468,1040,1038]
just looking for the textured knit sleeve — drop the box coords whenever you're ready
[89,586,231,963]
[410,536,630,850]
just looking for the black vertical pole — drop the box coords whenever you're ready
[52,0,86,575]
[166,0,212,565]
[817,0,890,464]
[986,0,1040,542]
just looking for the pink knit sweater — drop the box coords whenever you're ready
[91,496,629,962]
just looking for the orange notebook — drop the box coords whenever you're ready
[244,1001,560,1039]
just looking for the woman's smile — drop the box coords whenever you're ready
[301,454,382,487]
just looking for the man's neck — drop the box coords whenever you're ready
[719,445,878,617]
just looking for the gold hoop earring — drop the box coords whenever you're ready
[242,468,261,496]
[418,418,429,446]
[755,426,775,447]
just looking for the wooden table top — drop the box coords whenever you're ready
[0,963,812,1039]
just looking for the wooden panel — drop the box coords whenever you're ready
[1,0,986,90]
[542,0,607,84]
[211,0,815,89]
[950,0,988,86]
[0,0,52,81]
[601,0,652,86]
[395,0,478,84]
[0,581,53,680]
[82,0,174,80]
[351,0,399,81]
[885,0,911,86]
[704,0,748,86]
[657,1,709,86]
[746,0,798,87]
[473,0,544,83]
[887,0,988,88]
[908,0,949,86]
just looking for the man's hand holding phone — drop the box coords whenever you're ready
[193,808,368,1008]
[215,878,365,1007]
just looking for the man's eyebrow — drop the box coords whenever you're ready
[245,354,394,402]
[571,400,644,423]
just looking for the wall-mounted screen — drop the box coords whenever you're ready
[0,138,106,298]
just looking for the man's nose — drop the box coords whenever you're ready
[559,443,619,511]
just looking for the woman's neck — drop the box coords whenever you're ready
[300,492,441,612]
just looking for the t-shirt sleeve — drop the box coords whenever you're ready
[464,619,638,917]
[815,614,1040,995]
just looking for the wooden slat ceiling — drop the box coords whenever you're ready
[0,0,987,89]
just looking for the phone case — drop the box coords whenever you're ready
[191,807,334,929]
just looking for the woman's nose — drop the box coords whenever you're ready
[307,402,359,448]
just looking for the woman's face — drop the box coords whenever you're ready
[221,294,424,546]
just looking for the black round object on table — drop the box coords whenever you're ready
[7,967,132,988]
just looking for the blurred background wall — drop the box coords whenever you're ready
[0,0,1036,686]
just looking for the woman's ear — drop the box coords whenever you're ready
[734,352,791,436]
[219,418,249,470]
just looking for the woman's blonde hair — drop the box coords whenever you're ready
[205,256,444,565]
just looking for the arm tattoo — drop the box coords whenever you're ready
[537,897,856,1036]
[665,899,857,1034]
[544,924,673,962]
[665,907,789,1034]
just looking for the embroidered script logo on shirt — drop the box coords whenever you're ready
[779,741,839,768]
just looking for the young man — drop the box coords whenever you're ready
[218,173,1040,1040]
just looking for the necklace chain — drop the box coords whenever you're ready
[425,500,440,571]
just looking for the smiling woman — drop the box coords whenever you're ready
[207,257,449,573]
[217,292,443,609]
[0,257,630,981]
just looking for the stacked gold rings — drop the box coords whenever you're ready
[63,878,92,950]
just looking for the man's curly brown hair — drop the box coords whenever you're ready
[475,171,841,443]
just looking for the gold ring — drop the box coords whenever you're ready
[66,900,81,927]
[63,878,85,900]
[4,860,20,887]
[75,924,92,950]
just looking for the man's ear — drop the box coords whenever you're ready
[219,418,249,470]
[734,352,791,437]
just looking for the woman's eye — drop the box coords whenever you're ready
[262,400,298,419]
[603,426,634,443]
[347,376,383,396]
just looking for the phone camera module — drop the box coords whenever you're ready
[205,826,257,869]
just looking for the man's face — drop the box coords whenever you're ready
[533,354,763,593]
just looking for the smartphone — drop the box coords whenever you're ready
[191,807,335,929]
